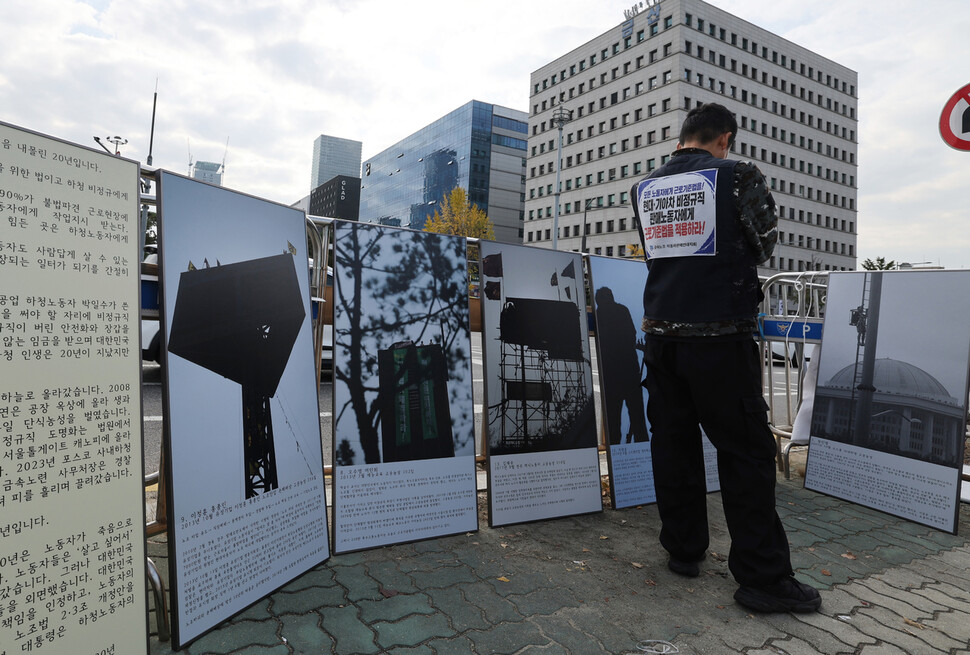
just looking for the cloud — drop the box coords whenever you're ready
[2,0,970,265]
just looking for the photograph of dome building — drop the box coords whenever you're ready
[809,271,970,470]
[812,358,965,467]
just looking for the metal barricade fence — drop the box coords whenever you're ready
[759,271,829,478]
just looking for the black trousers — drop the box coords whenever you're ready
[642,337,793,587]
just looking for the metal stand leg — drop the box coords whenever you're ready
[147,557,170,642]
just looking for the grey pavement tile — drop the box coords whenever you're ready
[425,585,490,632]
[870,566,938,591]
[183,619,282,655]
[272,583,347,615]
[412,562,480,589]
[464,620,549,655]
[850,578,939,619]
[927,579,970,602]
[911,585,970,614]
[506,586,581,617]
[364,559,421,595]
[276,611,334,653]
[785,609,877,651]
[858,605,965,653]
[319,604,379,654]
[235,599,273,622]
[373,613,456,649]
[278,566,337,593]
[531,614,610,655]
[764,612,860,655]
[384,646,435,655]
[456,580,524,624]
[834,607,939,655]
[357,591,436,623]
[333,561,384,602]
[763,634,836,655]
[425,635,478,655]
[855,642,917,655]
[230,646,291,655]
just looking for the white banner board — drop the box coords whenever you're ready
[806,270,970,533]
[0,122,148,654]
[587,255,719,508]
[331,222,478,553]
[157,172,330,648]
[479,242,602,526]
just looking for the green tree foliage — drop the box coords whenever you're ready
[423,187,496,240]
[861,256,896,270]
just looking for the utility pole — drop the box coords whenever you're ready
[551,107,572,251]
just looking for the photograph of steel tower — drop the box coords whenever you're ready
[525,0,858,275]
[359,100,528,243]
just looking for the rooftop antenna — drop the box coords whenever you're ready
[106,136,128,156]
[186,138,193,175]
[221,136,229,181]
[93,136,112,154]
[147,78,158,166]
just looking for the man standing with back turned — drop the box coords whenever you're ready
[631,103,820,613]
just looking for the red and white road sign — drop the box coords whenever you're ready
[940,82,970,151]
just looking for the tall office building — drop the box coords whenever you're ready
[192,161,224,186]
[525,0,858,274]
[359,100,528,243]
[309,175,361,220]
[311,135,362,191]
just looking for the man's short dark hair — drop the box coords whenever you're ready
[679,103,737,148]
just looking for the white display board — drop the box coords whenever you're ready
[331,222,478,553]
[0,122,148,654]
[479,242,602,526]
[587,255,719,508]
[806,271,970,533]
[157,172,330,648]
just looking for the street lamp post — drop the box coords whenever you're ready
[551,107,572,251]
[581,198,595,253]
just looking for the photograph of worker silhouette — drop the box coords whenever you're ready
[593,285,649,445]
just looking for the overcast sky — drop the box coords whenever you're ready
[3,0,969,267]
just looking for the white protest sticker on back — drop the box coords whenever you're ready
[636,168,717,258]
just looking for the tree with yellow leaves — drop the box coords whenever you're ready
[423,187,496,240]
[627,242,646,260]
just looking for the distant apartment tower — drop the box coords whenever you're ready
[311,135,362,191]
[359,100,528,243]
[525,0,858,274]
[309,175,361,220]
[192,161,224,186]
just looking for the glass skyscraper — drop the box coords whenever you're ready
[311,134,362,191]
[359,100,528,243]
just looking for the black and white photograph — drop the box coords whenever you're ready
[806,270,970,532]
[330,221,478,552]
[587,255,720,509]
[480,241,602,526]
[331,221,475,465]
[588,256,651,448]
[157,172,330,648]
[480,243,596,456]
[810,271,969,467]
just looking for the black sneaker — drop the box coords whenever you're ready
[734,576,822,613]
[667,555,703,578]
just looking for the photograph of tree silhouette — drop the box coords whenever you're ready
[332,222,475,466]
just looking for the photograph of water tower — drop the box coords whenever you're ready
[479,242,596,456]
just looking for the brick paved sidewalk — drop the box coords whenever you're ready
[147,476,970,655]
